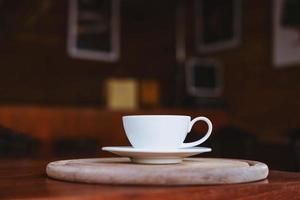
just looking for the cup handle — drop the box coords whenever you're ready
[180,116,212,148]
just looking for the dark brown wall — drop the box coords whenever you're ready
[0,0,176,105]
[232,0,300,140]
[185,0,300,139]
[0,0,299,139]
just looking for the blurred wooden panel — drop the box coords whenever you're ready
[0,106,228,147]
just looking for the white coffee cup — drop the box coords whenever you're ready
[122,115,212,149]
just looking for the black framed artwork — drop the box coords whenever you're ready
[185,58,223,98]
[67,0,120,62]
[195,0,241,53]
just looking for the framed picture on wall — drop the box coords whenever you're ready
[273,0,300,67]
[185,58,223,97]
[67,0,120,62]
[195,0,241,53]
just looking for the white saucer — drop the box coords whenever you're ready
[102,146,212,164]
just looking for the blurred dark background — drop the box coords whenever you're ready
[0,0,299,171]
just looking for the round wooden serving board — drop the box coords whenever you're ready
[46,158,269,185]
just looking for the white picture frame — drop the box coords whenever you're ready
[185,58,223,97]
[67,0,120,62]
[273,0,300,67]
[195,0,241,53]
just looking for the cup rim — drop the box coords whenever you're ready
[123,115,190,119]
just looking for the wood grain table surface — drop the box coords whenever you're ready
[1,159,300,200]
